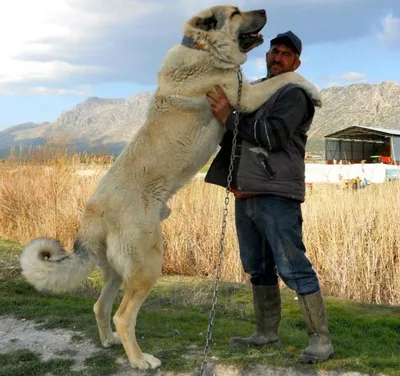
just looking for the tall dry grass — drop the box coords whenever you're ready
[0,156,399,305]
[303,183,400,305]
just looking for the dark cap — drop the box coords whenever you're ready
[270,31,302,55]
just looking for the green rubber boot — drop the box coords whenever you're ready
[297,290,334,363]
[230,284,281,346]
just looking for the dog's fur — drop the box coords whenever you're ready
[20,5,321,370]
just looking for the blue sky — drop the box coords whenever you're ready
[0,0,400,130]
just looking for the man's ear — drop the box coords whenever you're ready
[293,58,301,71]
[191,14,218,31]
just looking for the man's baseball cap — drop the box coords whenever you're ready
[270,31,302,56]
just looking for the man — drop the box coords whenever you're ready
[205,31,334,363]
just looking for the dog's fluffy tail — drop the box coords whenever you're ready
[20,237,98,293]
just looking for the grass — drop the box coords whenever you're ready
[0,348,120,376]
[1,154,400,374]
[1,157,399,305]
[0,350,75,376]
[1,240,400,376]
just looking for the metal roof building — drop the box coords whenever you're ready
[324,126,400,165]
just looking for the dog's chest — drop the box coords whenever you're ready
[188,118,225,168]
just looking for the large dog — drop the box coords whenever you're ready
[20,5,321,370]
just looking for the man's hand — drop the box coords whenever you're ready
[206,85,233,125]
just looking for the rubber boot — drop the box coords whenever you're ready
[297,290,334,363]
[230,284,281,346]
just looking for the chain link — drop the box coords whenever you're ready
[199,68,243,376]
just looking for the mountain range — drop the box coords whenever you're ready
[1,81,399,157]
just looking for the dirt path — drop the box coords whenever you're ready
[0,316,380,376]
[0,316,101,373]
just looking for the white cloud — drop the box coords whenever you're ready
[0,0,158,95]
[323,71,368,88]
[0,85,92,96]
[378,14,400,46]
[0,1,74,77]
[338,72,367,82]
[342,72,366,81]
[246,75,265,83]
[31,87,91,96]
[328,72,368,83]
[325,82,342,88]
[254,58,266,72]
[0,0,398,95]
[0,60,104,85]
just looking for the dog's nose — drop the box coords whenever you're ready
[257,9,266,16]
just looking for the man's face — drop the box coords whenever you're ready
[266,44,301,78]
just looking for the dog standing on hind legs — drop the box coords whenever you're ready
[20,5,322,370]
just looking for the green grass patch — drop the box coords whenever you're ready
[0,239,23,279]
[0,349,74,376]
[1,240,399,375]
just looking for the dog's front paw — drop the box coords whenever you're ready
[311,93,322,108]
[306,84,322,108]
[299,79,322,107]
[282,72,322,107]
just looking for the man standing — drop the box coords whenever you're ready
[205,31,334,363]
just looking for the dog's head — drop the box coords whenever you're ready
[183,5,267,65]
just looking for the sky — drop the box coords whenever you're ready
[0,0,400,130]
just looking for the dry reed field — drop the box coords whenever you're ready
[1,154,399,305]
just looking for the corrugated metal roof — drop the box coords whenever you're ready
[358,126,400,136]
[325,125,400,140]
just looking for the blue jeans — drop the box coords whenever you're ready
[235,195,320,295]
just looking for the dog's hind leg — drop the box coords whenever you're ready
[93,265,122,348]
[113,229,163,370]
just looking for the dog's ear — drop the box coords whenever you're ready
[192,14,218,31]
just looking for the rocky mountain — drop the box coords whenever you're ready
[308,81,400,151]
[0,93,153,157]
[1,81,400,157]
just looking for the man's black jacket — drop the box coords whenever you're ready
[205,82,315,202]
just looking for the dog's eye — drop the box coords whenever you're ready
[231,10,241,18]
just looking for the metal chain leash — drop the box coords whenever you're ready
[199,68,243,376]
